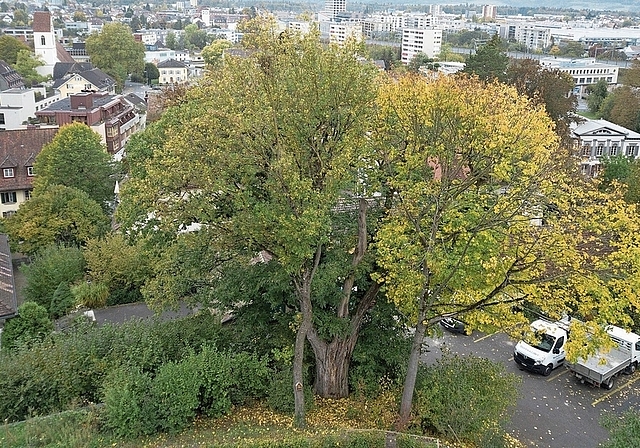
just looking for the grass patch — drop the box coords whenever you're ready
[0,397,443,448]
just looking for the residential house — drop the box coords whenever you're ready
[52,65,116,98]
[0,127,58,217]
[0,88,60,131]
[571,118,640,177]
[0,234,18,330]
[35,92,146,155]
[0,61,24,91]
[157,59,189,85]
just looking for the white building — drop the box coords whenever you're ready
[323,0,346,20]
[539,58,618,98]
[0,88,60,131]
[329,22,363,46]
[571,118,640,177]
[499,24,551,50]
[482,5,497,20]
[401,28,442,64]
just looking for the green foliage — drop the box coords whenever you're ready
[414,354,520,445]
[598,85,640,131]
[600,156,640,205]
[85,23,145,90]
[101,366,157,438]
[407,52,438,73]
[201,39,232,69]
[34,122,117,209]
[601,409,640,448]
[0,34,30,65]
[20,245,85,316]
[365,44,400,69]
[266,368,314,414]
[152,358,201,433]
[462,34,508,82]
[101,345,271,436]
[0,302,53,351]
[0,313,224,422]
[350,299,410,396]
[13,50,48,87]
[50,281,76,319]
[4,185,110,255]
[587,79,609,114]
[71,281,109,308]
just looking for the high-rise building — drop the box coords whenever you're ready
[324,0,346,20]
[401,28,442,64]
[482,5,497,20]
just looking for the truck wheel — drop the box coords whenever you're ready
[604,378,614,390]
[626,363,637,375]
[543,364,553,376]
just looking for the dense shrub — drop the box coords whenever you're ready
[101,346,272,436]
[152,358,201,433]
[0,313,224,422]
[71,281,109,309]
[101,366,157,438]
[0,301,54,352]
[414,354,520,446]
[266,368,314,414]
[20,245,85,318]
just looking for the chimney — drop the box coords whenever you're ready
[70,92,93,110]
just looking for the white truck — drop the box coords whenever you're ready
[514,317,570,376]
[566,325,640,390]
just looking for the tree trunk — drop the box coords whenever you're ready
[396,309,427,431]
[310,337,355,398]
[293,309,311,428]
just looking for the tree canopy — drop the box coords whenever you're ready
[34,122,117,209]
[85,23,145,91]
[4,185,110,255]
[118,24,640,431]
[462,34,508,82]
[0,35,30,66]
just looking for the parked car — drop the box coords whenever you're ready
[440,317,467,334]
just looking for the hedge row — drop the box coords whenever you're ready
[0,313,226,422]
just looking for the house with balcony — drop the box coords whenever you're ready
[571,118,640,177]
[35,92,146,155]
[0,127,58,217]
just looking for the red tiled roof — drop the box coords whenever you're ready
[0,127,58,192]
[32,11,52,33]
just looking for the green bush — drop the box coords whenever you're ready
[152,358,201,433]
[0,301,54,352]
[71,281,109,309]
[101,366,157,438]
[414,354,520,445]
[266,368,314,414]
[21,245,85,317]
[0,313,224,423]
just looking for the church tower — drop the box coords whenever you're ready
[33,11,57,76]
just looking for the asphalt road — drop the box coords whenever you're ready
[424,329,640,448]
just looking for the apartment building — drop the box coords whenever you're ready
[401,28,442,63]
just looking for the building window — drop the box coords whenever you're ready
[1,192,17,204]
[628,145,637,157]
[41,35,46,45]
[582,145,590,156]
[0,113,4,125]
[27,166,34,176]
[596,145,604,156]
[3,168,14,178]
[611,144,618,156]
[2,211,15,218]
[24,190,32,201]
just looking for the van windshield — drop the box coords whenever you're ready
[532,333,556,352]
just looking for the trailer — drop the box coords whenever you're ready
[566,345,630,390]
[566,325,640,390]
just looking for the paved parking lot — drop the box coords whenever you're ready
[425,329,640,447]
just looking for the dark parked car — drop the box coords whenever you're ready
[440,317,467,335]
